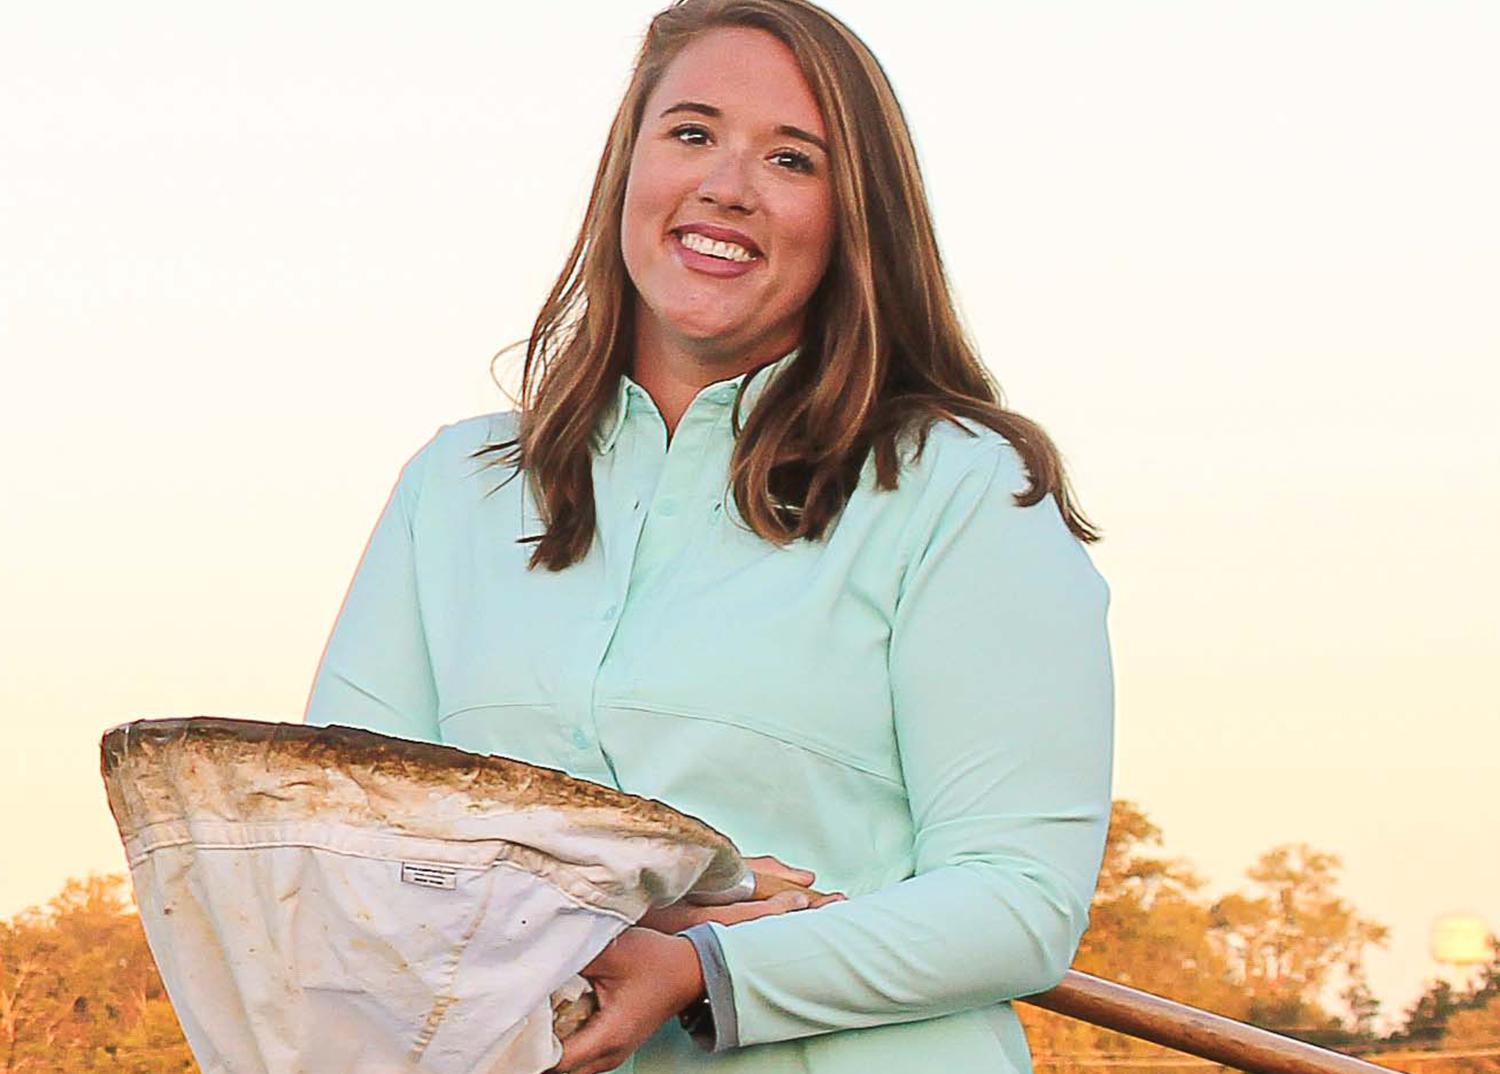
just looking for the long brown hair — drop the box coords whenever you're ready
[477,0,1099,571]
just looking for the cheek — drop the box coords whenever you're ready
[621,158,671,271]
[812,196,836,274]
[785,189,836,284]
[620,179,649,274]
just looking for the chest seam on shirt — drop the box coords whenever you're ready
[438,701,556,725]
[600,701,903,787]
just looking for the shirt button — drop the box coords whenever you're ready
[571,729,590,749]
[657,498,679,517]
[601,604,619,622]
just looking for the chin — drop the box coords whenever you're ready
[672,321,749,347]
[656,305,754,347]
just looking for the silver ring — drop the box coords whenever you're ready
[683,868,758,906]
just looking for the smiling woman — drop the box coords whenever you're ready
[305,1,1114,1073]
[621,27,836,403]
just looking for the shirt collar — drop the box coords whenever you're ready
[595,347,801,455]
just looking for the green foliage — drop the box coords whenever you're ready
[0,875,196,1074]
[1020,801,1250,1073]
[1441,993,1500,1074]
[1020,803,1393,1068]
[1389,936,1500,1056]
[1208,843,1389,1040]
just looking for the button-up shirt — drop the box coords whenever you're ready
[305,350,1114,1073]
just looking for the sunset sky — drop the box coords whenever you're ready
[2,1,1496,1029]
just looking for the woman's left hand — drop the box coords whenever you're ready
[552,928,704,1074]
[637,854,846,933]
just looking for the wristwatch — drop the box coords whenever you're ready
[677,994,716,1048]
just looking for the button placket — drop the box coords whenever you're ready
[574,389,736,774]
[634,410,719,576]
[559,418,662,777]
[562,570,636,770]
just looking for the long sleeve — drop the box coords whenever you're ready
[304,435,443,743]
[706,440,1115,1047]
[678,923,739,1052]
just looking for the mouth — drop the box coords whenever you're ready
[670,223,764,266]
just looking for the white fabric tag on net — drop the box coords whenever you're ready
[100,718,750,1074]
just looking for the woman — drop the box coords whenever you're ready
[306,1,1114,1072]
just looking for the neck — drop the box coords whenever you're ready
[630,310,801,437]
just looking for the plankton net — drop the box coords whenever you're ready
[100,717,752,1074]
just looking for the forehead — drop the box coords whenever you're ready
[645,26,826,137]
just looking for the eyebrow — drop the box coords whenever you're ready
[659,100,828,153]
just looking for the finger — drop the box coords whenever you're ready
[573,1053,628,1074]
[636,904,695,934]
[752,871,829,902]
[809,891,847,909]
[765,888,813,912]
[577,935,626,978]
[554,997,626,1074]
[556,1045,627,1074]
[745,854,816,885]
[709,888,813,925]
[644,889,817,930]
[746,854,816,885]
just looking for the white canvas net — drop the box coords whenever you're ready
[100,718,746,1074]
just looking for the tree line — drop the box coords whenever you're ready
[1016,802,1500,1073]
[2,800,1495,1072]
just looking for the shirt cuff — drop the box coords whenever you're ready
[677,923,739,1052]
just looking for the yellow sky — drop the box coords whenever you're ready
[2,1,1496,1029]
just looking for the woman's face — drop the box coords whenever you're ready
[621,27,835,366]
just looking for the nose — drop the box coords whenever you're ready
[695,149,757,214]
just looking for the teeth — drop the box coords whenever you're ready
[679,231,756,263]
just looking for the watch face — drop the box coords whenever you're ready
[678,996,715,1038]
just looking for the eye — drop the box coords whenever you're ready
[770,148,816,175]
[669,123,711,146]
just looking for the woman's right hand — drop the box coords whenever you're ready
[638,855,846,933]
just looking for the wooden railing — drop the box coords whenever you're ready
[1022,971,1403,1074]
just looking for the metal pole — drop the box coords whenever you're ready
[1022,971,1404,1074]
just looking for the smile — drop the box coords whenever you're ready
[677,231,757,263]
[669,227,763,279]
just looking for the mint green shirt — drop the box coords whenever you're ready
[305,353,1114,1074]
